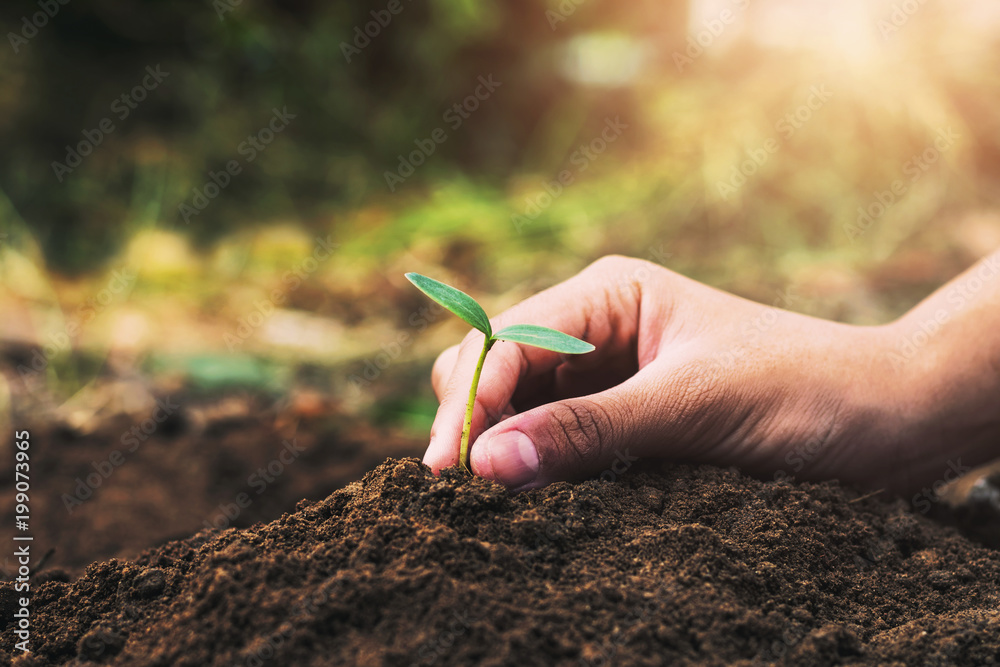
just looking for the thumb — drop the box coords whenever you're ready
[470,366,665,490]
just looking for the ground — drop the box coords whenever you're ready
[1,402,998,665]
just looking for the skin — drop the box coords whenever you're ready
[423,252,1000,495]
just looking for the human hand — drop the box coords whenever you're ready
[422,255,1000,495]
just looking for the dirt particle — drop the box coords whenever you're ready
[638,485,664,513]
[133,568,167,599]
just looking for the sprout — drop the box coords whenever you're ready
[406,272,595,472]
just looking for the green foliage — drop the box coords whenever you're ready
[0,0,672,272]
[405,272,492,337]
[493,324,596,354]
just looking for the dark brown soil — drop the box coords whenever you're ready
[0,394,420,574]
[3,457,999,666]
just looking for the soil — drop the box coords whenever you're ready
[0,393,420,574]
[3,456,999,666]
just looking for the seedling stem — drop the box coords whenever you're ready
[461,337,494,472]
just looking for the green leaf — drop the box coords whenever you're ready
[405,273,492,337]
[492,324,595,354]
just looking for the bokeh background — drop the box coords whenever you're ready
[2,0,1000,572]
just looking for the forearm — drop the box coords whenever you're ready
[887,249,1000,479]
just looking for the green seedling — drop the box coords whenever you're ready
[405,272,595,473]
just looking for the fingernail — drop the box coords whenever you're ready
[483,431,539,488]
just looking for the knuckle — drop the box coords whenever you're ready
[586,255,667,297]
[491,349,523,384]
[673,362,718,406]
[661,359,731,432]
[547,399,612,463]
[460,329,485,350]
[431,345,459,389]
[587,254,637,276]
[474,396,506,429]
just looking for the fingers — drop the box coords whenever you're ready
[422,257,659,473]
[423,330,532,471]
[431,345,460,401]
[469,363,672,490]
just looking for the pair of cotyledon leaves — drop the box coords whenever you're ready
[404,273,595,355]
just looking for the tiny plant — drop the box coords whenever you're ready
[406,272,595,473]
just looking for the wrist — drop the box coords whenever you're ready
[887,305,1000,428]
[875,311,1000,488]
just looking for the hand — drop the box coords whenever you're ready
[422,255,1000,495]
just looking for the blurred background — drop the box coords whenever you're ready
[2,0,1000,573]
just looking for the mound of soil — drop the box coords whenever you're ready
[3,458,999,666]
